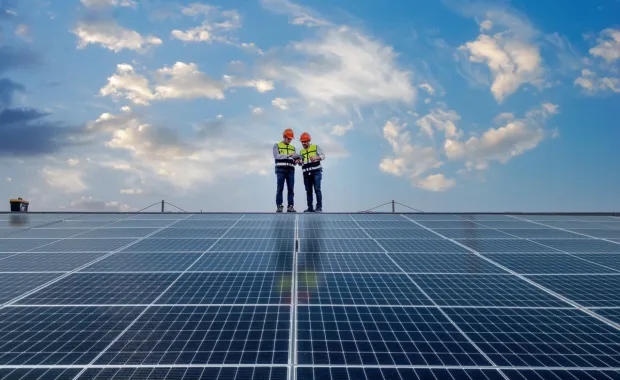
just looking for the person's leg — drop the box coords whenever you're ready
[304,174,314,210]
[276,170,285,207]
[314,171,322,210]
[286,169,295,207]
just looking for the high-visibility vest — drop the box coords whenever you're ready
[275,141,296,168]
[300,144,322,173]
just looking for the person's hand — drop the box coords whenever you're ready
[288,153,294,157]
[310,156,319,162]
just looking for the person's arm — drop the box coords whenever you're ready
[316,145,325,161]
[273,143,289,160]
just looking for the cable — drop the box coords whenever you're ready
[165,202,187,213]
[395,202,423,212]
[136,202,161,212]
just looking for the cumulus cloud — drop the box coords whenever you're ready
[272,97,292,110]
[379,119,445,189]
[575,28,619,95]
[80,0,137,9]
[417,174,456,191]
[72,20,162,53]
[444,103,559,169]
[331,121,353,136]
[261,25,415,113]
[99,63,274,105]
[456,9,545,102]
[415,107,461,139]
[171,3,240,42]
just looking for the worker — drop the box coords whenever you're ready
[299,132,325,212]
[273,128,301,212]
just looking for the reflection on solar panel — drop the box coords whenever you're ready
[1,211,620,379]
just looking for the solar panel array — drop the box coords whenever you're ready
[1,211,620,379]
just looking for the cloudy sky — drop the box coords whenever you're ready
[0,0,618,212]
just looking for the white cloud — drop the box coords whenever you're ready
[80,0,137,8]
[42,167,87,193]
[418,83,435,96]
[252,107,264,115]
[262,25,415,113]
[589,28,620,63]
[154,62,225,100]
[260,0,329,27]
[100,63,275,105]
[575,28,619,95]
[100,64,156,105]
[417,173,456,191]
[272,97,292,110]
[575,69,619,93]
[444,103,558,169]
[331,121,353,136]
[6,177,12,182]
[15,24,31,41]
[456,10,544,102]
[120,188,144,194]
[379,119,443,186]
[65,196,135,212]
[67,158,80,167]
[415,108,461,139]
[72,20,162,53]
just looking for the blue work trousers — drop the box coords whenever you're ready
[276,169,295,206]
[303,171,322,209]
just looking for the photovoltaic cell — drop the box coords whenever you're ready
[0,251,105,272]
[296,367,505,380]
[410,274,571,307]
[298,273,433,306]
[573,254,620,271]
[0,239,58,252]
[297,228,368,239]
[364,228,440,239]
[296,305,492,366]
[0,306,143,365]
[15,273,179,305]
[79,367,288,380]
[378,239,468,253]
[483,253,619,274]
[529,239,620,253]
[123,238,218,252]
[9,228,90,238]
[354,221,416,229]
[299,220,359,229]
[571,229,620,239]
[297,252,401,273]
[78,228,159,238]
[526,274,620,307]
[0,368,82,380]
[31,238,136,252]
[94,305,290,365]
[0,273,61,304]
[82,251,200,272]
[150,228,230,239]
[223,227,295,239]
[210,238,294,252]
[455,238,557,253]
[497,228,585,239]
[173,220,239,229]
[443,307,620,367]
[300,239,383,253]
[430,228,512,239]
[192,252,292,272]
[389,253,507,274]
[157,272,290,304]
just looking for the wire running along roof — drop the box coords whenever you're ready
[0,211,620,379]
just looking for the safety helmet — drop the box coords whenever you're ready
[283,128,294,139]
[300,132,311,142]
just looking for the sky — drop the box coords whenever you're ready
[0,0,618,213]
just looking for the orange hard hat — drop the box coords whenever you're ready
[283,128,294,139]
[300,132,311,142]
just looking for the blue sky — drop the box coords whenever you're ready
[0,0,618,212]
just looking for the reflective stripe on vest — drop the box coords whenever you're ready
[275,141,295,167]
[300,144,322,173]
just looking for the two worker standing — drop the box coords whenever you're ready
[273,128,324,213]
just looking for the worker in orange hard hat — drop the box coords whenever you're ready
[273,128,301,212]
[299,132,325,212]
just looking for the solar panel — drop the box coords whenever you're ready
[1,211,620,379]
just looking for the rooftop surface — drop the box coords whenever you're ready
[1,212,620,379]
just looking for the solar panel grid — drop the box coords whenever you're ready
[1,212,620,380]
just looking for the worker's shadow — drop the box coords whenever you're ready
[296,214,323,304]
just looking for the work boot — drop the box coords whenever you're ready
[315,207,322,212]
[287,205,296,213]
[276,205,284,213]
[304,207,314,213]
